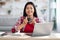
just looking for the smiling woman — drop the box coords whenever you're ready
[11,2,45,33]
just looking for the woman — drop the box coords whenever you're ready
[11,2,44,33]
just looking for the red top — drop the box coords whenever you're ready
[11,16,40,33]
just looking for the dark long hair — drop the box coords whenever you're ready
[23,2,38,17]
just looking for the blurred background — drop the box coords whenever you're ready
[0,0,57,32]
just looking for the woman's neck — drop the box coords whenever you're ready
[28,15,34,19]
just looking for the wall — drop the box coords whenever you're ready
[0,0,50,21]
[56,0,60,32]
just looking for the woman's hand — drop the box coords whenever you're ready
[30,18,36,24]
[23,17,28,25]
[17,17,28,30]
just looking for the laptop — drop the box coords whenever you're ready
[32,22,54,36]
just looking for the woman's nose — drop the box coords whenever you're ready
[28,8,31,11]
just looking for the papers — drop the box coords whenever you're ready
[52,33,60,38]
[0,32,6,36]
[11,31,25,36]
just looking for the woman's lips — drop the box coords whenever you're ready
[27,12,32,14]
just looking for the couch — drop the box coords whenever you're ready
[0,16,19,32]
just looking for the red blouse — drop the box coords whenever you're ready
[11,16,40,33]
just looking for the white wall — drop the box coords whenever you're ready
[0,0,50,21]
[56,0,60,32]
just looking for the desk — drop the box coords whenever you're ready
[0,32,60,40]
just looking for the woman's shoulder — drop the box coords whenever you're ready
[34,17,40,23]
[18,16,25,20]
[35,17,45,23]
[20,16,25,19]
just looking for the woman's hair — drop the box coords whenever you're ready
[23,2,38,17]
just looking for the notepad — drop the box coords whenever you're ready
[11,32,25,36]
[0,32,6,36]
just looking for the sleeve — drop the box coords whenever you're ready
[39,17,46,23]
[11,16,24,33]
[35,17,45,23]
[35,18,40,23]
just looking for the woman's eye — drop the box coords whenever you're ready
[26,7,33,10]
[26,8,29,9]
[31,8,32,9]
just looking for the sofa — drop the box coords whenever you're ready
[0,16,19,32]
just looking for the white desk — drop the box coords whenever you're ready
[0,32,60,40]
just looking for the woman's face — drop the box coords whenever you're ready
[26,4,34,16]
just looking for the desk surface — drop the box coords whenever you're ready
[0,32,60,40]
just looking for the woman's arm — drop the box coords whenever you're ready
[17,17,28,31]
[39,17,46,23]
[11,16,24,33]
[17,23,26,30]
